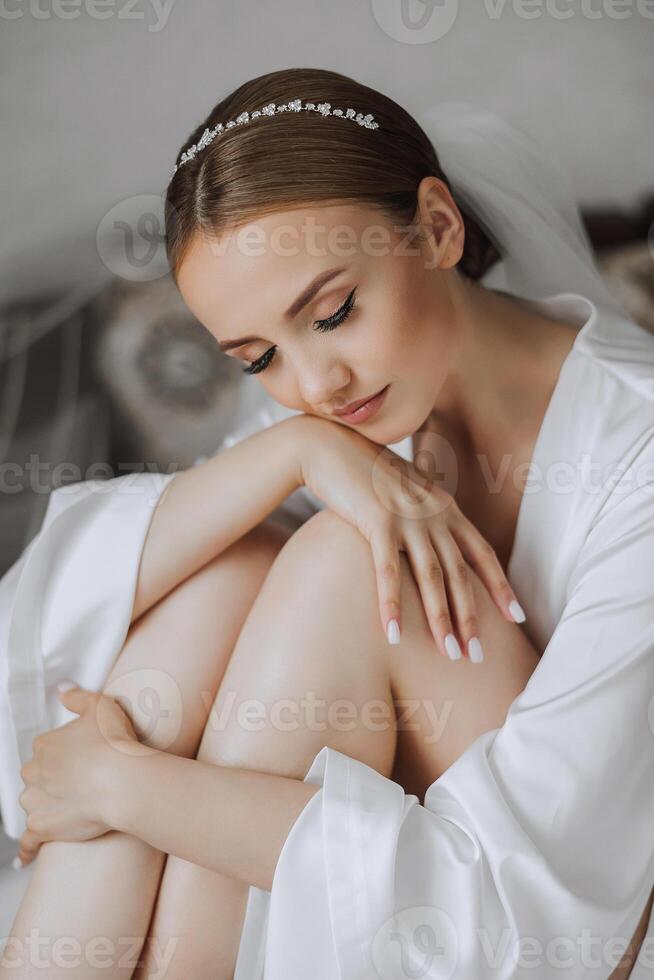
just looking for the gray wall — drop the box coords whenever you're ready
[1,0,653,306]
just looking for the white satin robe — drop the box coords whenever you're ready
[1,291,653,979]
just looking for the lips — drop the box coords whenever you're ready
[332,385,387,416]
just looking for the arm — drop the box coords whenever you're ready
[106,748,319,892]
[133,409,521,648]
[130,414,311,623]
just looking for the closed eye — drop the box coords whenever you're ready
[313,286,357,332]
[242,288,357,375]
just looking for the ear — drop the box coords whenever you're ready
[414,176,466,271]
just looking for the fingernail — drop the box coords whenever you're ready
[12,856,24,871]
[56,679,76,693]
[468,637,485,663]
[444,633,462,661]
[508,599,526,623]
[387,619,401,645]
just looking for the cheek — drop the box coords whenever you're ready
[375,263,453,364]
[258,373,305,413]
[403,285,456,364]
[383,314,446,378]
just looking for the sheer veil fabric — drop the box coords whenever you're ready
[421,101,624,316]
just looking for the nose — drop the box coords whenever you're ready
[296,353,351,412]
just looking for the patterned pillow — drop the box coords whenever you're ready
[93,276,244,471]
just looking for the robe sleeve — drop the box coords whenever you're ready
[0,471,176,839]
[234,482,654,980]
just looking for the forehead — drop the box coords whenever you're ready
[175,202,393,332]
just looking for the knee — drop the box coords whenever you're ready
[280,508,417,615]
[269,508,399,655]
[274,508,381,609]
[204,517,292,586]
[107,520,292,754]
[291,513,499,625]
[278,508,371,573]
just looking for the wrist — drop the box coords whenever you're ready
[99,738,153,834]
[283,414,317,488]
[284,413,332,489]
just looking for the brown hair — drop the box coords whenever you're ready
[165,67,501,284]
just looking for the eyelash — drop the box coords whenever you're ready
[242,288,357,375]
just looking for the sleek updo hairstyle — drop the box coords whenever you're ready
[165,67,501,284]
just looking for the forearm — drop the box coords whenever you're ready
[131,414,312,623]
[107,746,319,891]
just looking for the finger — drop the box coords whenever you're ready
[369,526,402,645]
[404,530,461,661]
[431,532,483,663]
[450,519,526,625]
[19,760,36,784]
[15,848,35,868]
[17,829,42,865]
[57,684,97,715]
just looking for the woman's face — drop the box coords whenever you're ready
[176,177,465,446]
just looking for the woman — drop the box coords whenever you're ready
[1,68,653,978]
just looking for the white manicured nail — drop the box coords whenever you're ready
[508,599,526,623]
[468,637,485,663]
[387,619,400,645]
[12,856,24,871]
[444,633,462,660]
[56,679,76,693]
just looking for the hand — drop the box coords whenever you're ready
[299,417,525,661]
[15,684,139,867]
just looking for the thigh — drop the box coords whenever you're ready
[196,510,540,800]
[194,509,398,781]
[102,518,293,759]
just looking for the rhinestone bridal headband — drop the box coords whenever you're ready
[170,99,380,177]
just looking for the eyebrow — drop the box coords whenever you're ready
[217,265,347,352]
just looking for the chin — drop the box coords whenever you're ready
[367,419,416,447]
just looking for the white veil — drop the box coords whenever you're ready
[209,101,624,468]
[419,100,623,316]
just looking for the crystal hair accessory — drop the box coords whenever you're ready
[170,99,380,177]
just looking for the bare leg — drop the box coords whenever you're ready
[135,509,539,978]
[0,521,291,980]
